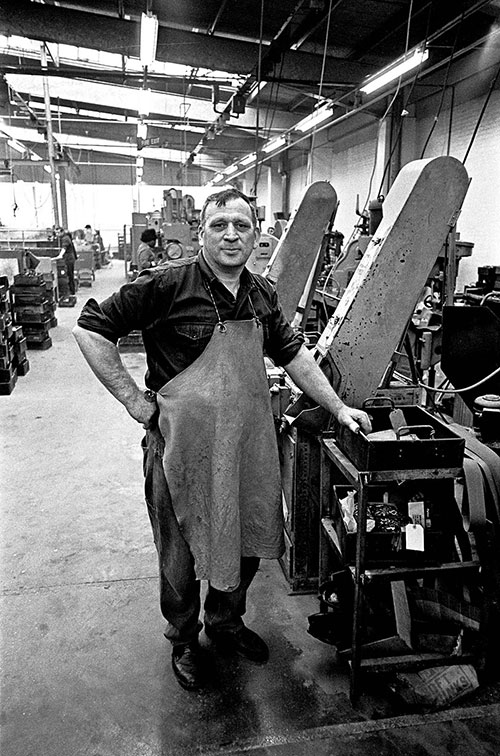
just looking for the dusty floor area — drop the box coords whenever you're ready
[1,260,499,755]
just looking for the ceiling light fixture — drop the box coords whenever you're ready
[137,121,148,140]
[294,105,332,134]
[223,164,239,175]
[360,46,429,95]
[262,135,286,154]
[137,88,152,116]
[140,12,159,68]
[7,139,26,154]
[212,173,225,183]
[240,152,256,166]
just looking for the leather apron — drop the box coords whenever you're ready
[156,295,284,592]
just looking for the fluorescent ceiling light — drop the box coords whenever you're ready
[171,124,206,134]
[223,164,239,175]
[28,100,133,122]
[262,135,286,154]
[240,152,256,166]
[295,105,332,134]
[360,47,429,95]
[213,173,224,183]
[140,13,159,68]
[247,80,267,104]
[136,155,144,168]
[137,121,148,139]
[7,139,25,153]
[137,88,152,116]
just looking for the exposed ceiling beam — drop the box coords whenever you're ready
[0,1,373,85]
[4,74,298,131]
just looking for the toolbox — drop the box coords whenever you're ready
[13,273,45,287]
[16,359,30,376]
[336,398,465,470]
[27,336,52,350]
[58,294,77,307]
[0,372,17,395]
[11,290,48,306]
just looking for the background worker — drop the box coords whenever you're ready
[137,228,158,271]
[84,224,94,245]
[58,227,78,296]
[72,188,371,692]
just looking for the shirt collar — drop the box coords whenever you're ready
[197,250,256,293]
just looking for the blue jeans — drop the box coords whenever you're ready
[142,425,260,645]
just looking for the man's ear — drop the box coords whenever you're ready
[253,226,261,248]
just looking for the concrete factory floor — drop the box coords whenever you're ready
[1,260,500,756]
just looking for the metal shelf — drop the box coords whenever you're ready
[319,436,473,703]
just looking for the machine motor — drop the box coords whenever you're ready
[473,394,500,442]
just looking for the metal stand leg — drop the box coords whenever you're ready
[350,473,369,703]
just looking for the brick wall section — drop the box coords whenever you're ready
[415,91,500,290]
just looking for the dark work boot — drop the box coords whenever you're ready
[171,642,204,691]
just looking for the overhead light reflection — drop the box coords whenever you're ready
[360,47,429,95]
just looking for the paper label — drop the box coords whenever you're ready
[406,523,424,551]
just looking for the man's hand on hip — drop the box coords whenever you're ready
[128,390,158,429]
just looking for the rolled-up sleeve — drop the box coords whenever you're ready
[77,271,162,343]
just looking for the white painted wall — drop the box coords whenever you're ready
[414,90,500,290]
[0,181,207,251]
[282,91,500,293]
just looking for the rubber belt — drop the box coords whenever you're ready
[450,422,500,529]
[462,457,487,531]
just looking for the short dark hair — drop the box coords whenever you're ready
[141,228,156,244]
[199,188,257,227]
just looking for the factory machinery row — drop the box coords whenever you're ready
[1,155,500,710]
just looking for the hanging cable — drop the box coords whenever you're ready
[333,0,419,264]
[463,61,500,165]
[420,5,465,159]
[419,365,500,395]
[308,0,334,183]
[251,55,285,192]
[376,0,434,199]
[252,0,265,196]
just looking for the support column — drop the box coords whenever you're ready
[58,166,68,230]
[40,43,60,229]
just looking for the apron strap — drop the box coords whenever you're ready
[204,280,227,332]
[204,278,262,330]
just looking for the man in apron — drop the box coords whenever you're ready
[73,188,371,691]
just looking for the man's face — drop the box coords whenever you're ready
[199,198,260,274]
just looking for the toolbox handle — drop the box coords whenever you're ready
[396,424,436,439]
[362,396,395,410]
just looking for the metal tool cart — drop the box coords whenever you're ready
[318,399,487,703]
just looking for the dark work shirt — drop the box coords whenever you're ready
[77,252,304,391]
[61,234,77,262]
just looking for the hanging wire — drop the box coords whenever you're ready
[252,0,265,196]
[252,55,285,192]
[462,61,500,164]
[419,5,465,159]
[374,0,436,200]
[419,365,500,395]
[325,0,420,278]
[308,0,334,184]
